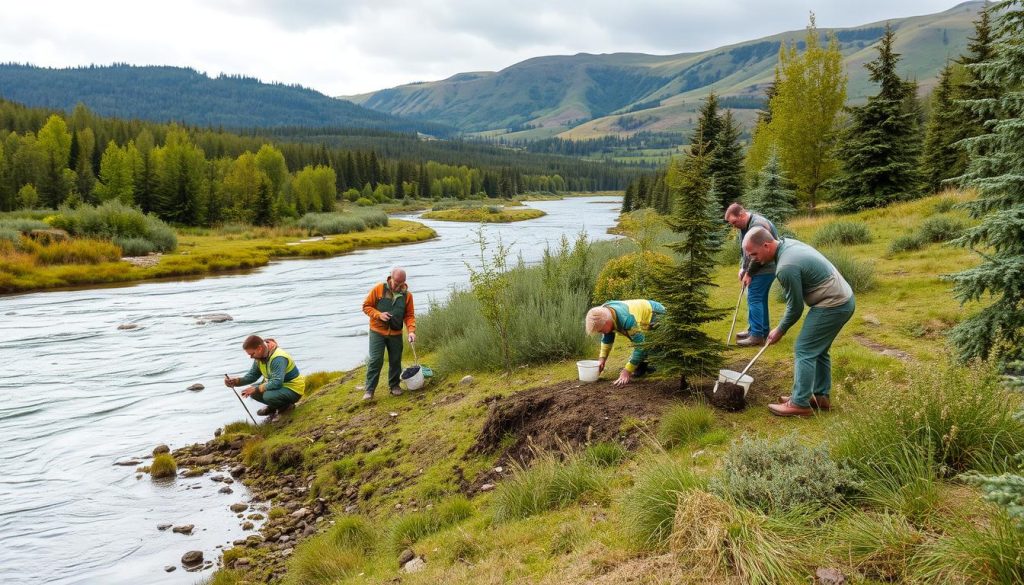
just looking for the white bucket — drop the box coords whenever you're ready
[718,369,753,394]
[577,360,600,382]
[401,365,425,390]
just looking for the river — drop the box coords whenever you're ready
[0,195,622,584]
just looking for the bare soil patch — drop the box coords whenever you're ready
[853,334,913,361]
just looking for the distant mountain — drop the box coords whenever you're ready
[346,1,984,140]
[0,64,452,136]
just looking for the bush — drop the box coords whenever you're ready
[26,238,122,265]
[657,403,715,448]
[710,435,858,514]
[150,453,177,479]
[387,496,474,551]
[813,221,871,247]
[584,442,628,467]
[0,227,23,246]
[592,250,673,303]
[0,218,50,233]
[113,236,157,257]
[620,458,703,550]
[918,215,966,243]
[832,363,1024,477]
[296,209,388,235]
[48,200,176,252]
[355,197,374,207]
[493,453,607,522]
[887,234,925,254]
[821,247,876,293]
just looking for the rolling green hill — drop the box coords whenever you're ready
[0,64,453,136]
[346,1,984,140]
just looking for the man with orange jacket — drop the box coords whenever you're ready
[361,267,416,400]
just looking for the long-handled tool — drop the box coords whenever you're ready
[712,341,771,395]
[725,284,747,345]
[225,374,259,426]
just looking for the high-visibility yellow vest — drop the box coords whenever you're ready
[258,347,305,397]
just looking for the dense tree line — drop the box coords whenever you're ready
[0,100,630,223]
[503,132,684,157]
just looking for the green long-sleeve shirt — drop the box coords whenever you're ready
[238,356,289,391]
[774,239,854,333]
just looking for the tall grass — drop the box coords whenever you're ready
[828,510,926,582]
[813,221,872,247]
[846,441,943,525]
[656,403,715,448]
[620,458,703,550]
[23,238,122,265]
[832,362,1024,478]
[0,218,50,233]
[887,233,925,255]
[387,495,474,551]
[0,227,22,246]
[822,247,876,293]
[916,511,1024,584]
[492,452,608,522]
[918,215,966,243]
[283,535,365,585]
[296,209,388,235]
[49,200,177,252]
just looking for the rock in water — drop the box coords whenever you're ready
[172,524,194,535]
[164,565,176,572]
[704,382,746,412]
[196,313,233,324]
[186,383,204,392]
[157,523,172,531]
[230,503,248,513]
[152,444,170,456]
[117,323,139,330]
[181,550,203,566]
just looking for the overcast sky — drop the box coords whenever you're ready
[1,0,969,96]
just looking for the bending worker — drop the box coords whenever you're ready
[742,227,855,417]
[724,203,779,346]
[585,299,665,387]
[225,335,305,421]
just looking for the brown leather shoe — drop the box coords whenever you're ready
[736,330,750,339]
[736,336,766,347]
[768,400,815,417]
[778,395,831,410]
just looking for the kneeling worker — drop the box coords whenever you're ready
[585,300,665,387]
[225,335,305,421]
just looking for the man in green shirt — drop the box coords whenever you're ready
[225,335,305,421]
[742,227,855,417]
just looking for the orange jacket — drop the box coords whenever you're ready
[362,278,416,336]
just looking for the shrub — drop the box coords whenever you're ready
[592,250,673,303]
[48,200,176,252]
[242,435,307,472]
[26,238,122,265]
[296,209,388,235]
[113,236,157,257]
[0,227,22,246]
[821,247,876,293]
[584,442,628,467]
[387,496,473,551]
[0,218,49,233]
[493,453,607,522]
[832,362,1024,477]
[355,197,374,207]
[710,435,858,514]
[813,221,872,247]
[620,458,703,550]
[888,234,925,254]
[657,403,715,448]
[918,215,966,243]
[150,453,177,479]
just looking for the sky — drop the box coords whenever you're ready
[0,0,970,97]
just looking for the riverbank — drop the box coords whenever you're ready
[420,207,545,223]
[0,219,435,295]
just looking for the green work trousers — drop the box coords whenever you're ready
[790,297,855,407]
[252,387,301,410]
[366,330,404,394]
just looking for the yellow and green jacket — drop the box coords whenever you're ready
[239,346,305,397]
[599,299,666,372]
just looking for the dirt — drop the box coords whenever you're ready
[703,381,746,412]
[853,334,913,361]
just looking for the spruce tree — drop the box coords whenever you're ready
[832,24,922,211]
[948,0,1024,364]
[921,62,967,193]
[746,151,797,226]
[647,137,726,389]
[951,1,999,175]
[711,109,745,209]
[621,182,636,213]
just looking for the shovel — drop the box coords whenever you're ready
[713,341,771,396]
[725,284,747,345]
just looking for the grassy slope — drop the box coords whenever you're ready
[0,219,435,294]
[213,191,1002,584]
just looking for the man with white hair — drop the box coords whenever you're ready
[724,203,779,346]
[743,227,855,417]
[361,267,416,401]
[585,299,665,387]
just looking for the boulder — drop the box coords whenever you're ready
[152,444,170,456]
[172,524,194,535]
[186,383,204,392]
[242,521,254,530]
[230,465,246,478]
[230,503,248,513]
[196,313,233,324]
[181,551,203,566]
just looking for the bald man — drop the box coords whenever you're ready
[362,267,416,400]
[743,228,855,417]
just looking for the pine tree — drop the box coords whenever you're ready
[621,182,636,213]
[711,109,745,209]
[647,138,726,389]
[832,24,922,211]
[253,178,276,227]
[951,1,999,175]
[746,151,797,226]
[947,0,1024,364]
[921,62,967,193]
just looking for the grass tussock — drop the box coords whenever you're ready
[916,511,1024,584]
[888,233,926,255]
[846,441,943,525]
[812,221,872,247]
[620,458,703,550]
[493,452,608,523]
[656,403,715,449]
[583,442,629,467]
[150,453,177,479]
[303,371,341,394]
[821,247,876,293]
[241,435,307,472]
[827,510,927,582]
[282,535,365,585]
[918,215,967,243]
[387,495,474,552]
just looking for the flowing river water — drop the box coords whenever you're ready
[0,196,622,584]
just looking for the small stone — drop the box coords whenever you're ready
[247,513,264,520]
[389,412,398,418]
[210,474,226,482]
[214,428,223,437]
[403,557,426,573]
[815,567,846,585]
[344,505,357,514]
[157,523,172,531]
[398,548,415,567]
[230,503,248,513]
[219,486,234,494]
[459,375,474,385]
[395,503,403,510]
[290,507,308,518]
[223,477,234,484]
[494,466,503,473]
[235,558,251,567]
[152,444,170,456]
[186,383,204,392]
[117,323,139,330]
[281,547,294,556]
[113,459,142,466]
[479,483,495,492]
[164,565,176,572]
[278,535,290,543]
[242,521,254,530]
[181,550,203,566]
[172,524,194,535]
[230,465,246,478]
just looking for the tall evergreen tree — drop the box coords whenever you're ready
[951,1,999,177]
[647,139,726,389]
[712,109,745,209]
[621,182,636,213]
[746,151,797,226]
[948,0,1024,363]
[832,24,922,211]
[921,62,966,193]
[253,178,277,227]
